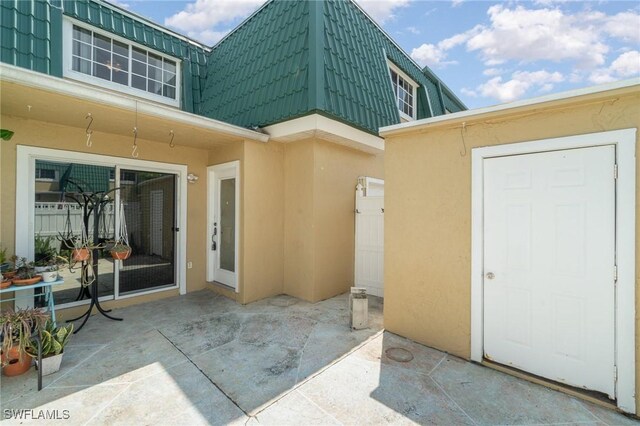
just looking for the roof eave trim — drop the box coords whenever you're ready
[380,79,640,136]
[264,113,384,153]
[0,63,269,143]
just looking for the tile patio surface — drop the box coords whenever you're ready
[1,290,637,425]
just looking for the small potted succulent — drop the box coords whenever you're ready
[11,257,41,286]
[1,308,48,376]
[110,202,132,261]
[34,235,58,272]
[110,242,131,261]
[37,256,68,283]
[3,255,18,280]
[27,320,73,376]
[0,244,8,273]
[0,272,10,289]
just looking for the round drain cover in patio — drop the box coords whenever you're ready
[385,347,414,362]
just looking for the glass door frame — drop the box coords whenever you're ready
[206,161,240,292]
[15,146,187,310]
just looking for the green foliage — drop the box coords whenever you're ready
[0,245,6,265]
[28,320,73,358]
[14,257,36,279]
[34,235,58,266]
[0,129,14,141]
[0,308,49,365]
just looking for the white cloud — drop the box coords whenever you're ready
[355,0,411,24]
[589,50,640,84]
[602,11,640,44]
[164,0,265,44]
[412,4,639,78]
[407,26,420,35]
[467,70,564,102]
[411,43,445,67]
[107,0,130,9]
[483,68,504,76]
[410,26,480,67]
[460,87,478,98]
[466,5,609,68]
[451,0,464,7]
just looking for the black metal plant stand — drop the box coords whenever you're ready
[65,189,123,333]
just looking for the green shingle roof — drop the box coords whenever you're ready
[200,1,310,126]
[199,0,466,133]
[1,0,466,133]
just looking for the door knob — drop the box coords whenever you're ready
[486,272,495,280]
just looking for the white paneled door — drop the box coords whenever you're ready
[483,146,616,398]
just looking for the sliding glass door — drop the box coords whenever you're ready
[117,170,176,295]
[32,160,178,306]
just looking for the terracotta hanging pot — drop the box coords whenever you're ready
[110,244,131,261]
[1,347,32,377]
[72,248,90,262]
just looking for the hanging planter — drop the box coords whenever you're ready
[110,243,131,260]
[58,206,78,250]
[72,248,90,262]
[110,202,132,261]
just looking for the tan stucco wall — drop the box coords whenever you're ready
[242,141,285,304]
[0,115,216,312]
[284,140,315,301]
[283,139,384,302]
[313,140,384,301]
[383,87,640,404]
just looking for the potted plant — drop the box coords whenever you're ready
[110,201,132,261]
[110,242,131,260]
[0,244,8,273]
[27,320,73,376]
[34,235,58,272]
[3,255,18,280]
[0,272,11,289]
[11,257,42,286]
[0,308,48,376]
[67,221,93,263]
[38,256,68,283]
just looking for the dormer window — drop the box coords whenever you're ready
[387,61,417,121]
[63,19,180,107]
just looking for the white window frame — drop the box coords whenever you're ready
[387,60,418,121]
[62,17,181,108]
[470,128,636,414]
[15,146,188,310]
[35,168,59,182]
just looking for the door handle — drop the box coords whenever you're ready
[486,272,495,280]
[211,241,217,251]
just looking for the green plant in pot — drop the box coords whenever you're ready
[110,242,131,261]
[12,257,42,286]
[38,256,68,283]
[27,320,73,376]
[34,235,58,271]
[0,244,8,273]
[0,308,48,376]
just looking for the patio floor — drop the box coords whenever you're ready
[1,290,637,425]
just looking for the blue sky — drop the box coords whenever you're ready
[112,0,640,109]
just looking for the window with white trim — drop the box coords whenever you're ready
[35,168,57,181]
[65,20,180,107]
[388,62,417,120]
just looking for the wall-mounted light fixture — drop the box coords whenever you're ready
[187,173,199,184]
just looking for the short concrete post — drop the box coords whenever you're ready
[349,287,368,330]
